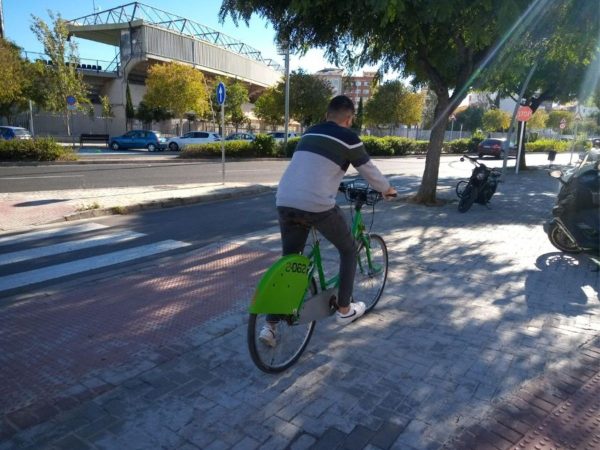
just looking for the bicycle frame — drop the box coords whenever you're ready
[249,203,377,317]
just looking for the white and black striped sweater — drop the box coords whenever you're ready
[276,121,391,213]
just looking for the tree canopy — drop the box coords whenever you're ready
[30,11,90,135]
[364,80,424,132]
[482,109,511,132]
[143,62,209,125]
[221,0,599,204]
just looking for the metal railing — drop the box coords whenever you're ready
[20,50,120,73]
[68,2,282,71]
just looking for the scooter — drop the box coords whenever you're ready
[544,148,600,256]
[456,155,502,213]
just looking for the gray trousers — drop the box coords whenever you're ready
[277,205,357,308]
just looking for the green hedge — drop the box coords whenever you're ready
[524,139,572,153]
[181,133,280,158]
[0,138,77,161]
[181,134,583,159]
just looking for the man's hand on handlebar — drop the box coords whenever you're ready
[383,186,397,199]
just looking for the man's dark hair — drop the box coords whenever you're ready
[327,95,355,120]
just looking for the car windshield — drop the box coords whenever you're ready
[13,129,30,136]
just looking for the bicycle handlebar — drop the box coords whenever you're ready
[339,180,390,206]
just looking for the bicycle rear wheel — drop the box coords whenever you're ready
[354,234,388,312]
[247,278,317,373]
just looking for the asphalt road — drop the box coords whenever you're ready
[0,152,572,193]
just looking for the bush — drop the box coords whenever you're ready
[0,138,76,161]
[181,134,280,158]
[253,134,278,157]
[443,138,472,154]
[280,137,301,157]
[524,139,570,153]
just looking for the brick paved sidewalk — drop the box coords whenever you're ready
[1,167,598,450]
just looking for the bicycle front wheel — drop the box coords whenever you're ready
[354,234,388,312]
[247,278,317,373]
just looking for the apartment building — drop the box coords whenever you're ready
[315,69,377,105]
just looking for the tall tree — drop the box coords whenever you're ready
[547,110,574,132]
[482,109,511,131]
[100,94,114,134]
[527,109,548,130]
[221,0,599,204]
[477,1,598,169]
[30,12,89,136]
[455,106,485,132]
[222,79,249,132]
[364,80,424,133]
[288,70,333,129]
[143,61,209,132]
[352,97,364,133]
[125,82,134,131]
[254,86,284,129]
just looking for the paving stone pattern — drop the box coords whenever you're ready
[1,168,599,449]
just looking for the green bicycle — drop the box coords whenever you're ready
[247,180,391,373]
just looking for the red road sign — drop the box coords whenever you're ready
[516,106,533,122]
[559,118,567,129]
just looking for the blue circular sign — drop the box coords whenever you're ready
[66,95,76,105]
[216,83,226,105]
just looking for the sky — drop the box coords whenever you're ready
[3,0,374,76]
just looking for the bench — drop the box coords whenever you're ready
[80,134,110,147]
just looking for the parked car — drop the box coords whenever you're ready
[166,131,221,151]
[109,130,166,151]
[266,131,300,143]
[0,126,32,141]
[475,138,517,159]
[225,132,256,142]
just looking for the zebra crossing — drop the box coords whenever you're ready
[0,222,191,294]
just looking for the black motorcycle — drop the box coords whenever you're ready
[456,155,502,213]
[544,148,599,256]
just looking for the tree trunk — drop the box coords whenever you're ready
[414,95,449,205]
[517,120,528,170]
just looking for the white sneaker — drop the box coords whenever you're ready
[258,324,277,347]
[336,302,367,325]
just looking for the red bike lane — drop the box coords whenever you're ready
[0,240,276,439]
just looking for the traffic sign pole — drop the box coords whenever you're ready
[216,83,226,184]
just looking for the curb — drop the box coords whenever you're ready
[49,184,276,223]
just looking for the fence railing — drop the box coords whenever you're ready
[20,50,119,74]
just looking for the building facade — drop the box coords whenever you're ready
[315,69,377,106]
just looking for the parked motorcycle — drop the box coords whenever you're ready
[456,155,502,213]
[544,148,599,256]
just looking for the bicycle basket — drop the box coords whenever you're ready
[339,180,381,205]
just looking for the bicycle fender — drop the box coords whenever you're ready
[249,254,311,314]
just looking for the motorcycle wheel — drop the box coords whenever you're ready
[548,222,581,253]
[458,184,478,213]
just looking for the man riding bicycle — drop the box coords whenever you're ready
[260,95,397,347]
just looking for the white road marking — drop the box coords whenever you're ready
[0,231,145,266]
[0,240,191,292]
[0,175,83,180]
[0,223,109,246]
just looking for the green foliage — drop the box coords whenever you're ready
[254,86,284,128]
[100,95,114,118]
[455,107,484,131]
[280,137,301,157]
[364,81,424,128]
[351,98,364,133]
[224,80,249,131]
[136,100,172,127]
[125,82,134,120]
[0,138,76,161]
[180,133,279,158]
[143,62,209,121]
[252,133,278,156]
[253,70,333,129]
[547,110,574,131]
[482,109,511,131]
[528,109,548,130]
[361,136,429,156]
[30,11,90,127]
[524,139,571,153]
[443,138,476,154]
[289,70,333,127]
[0,39,26,108]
